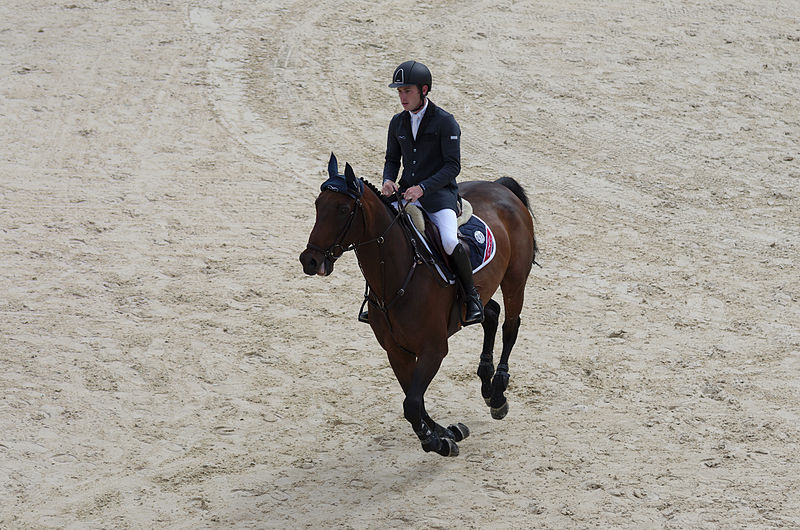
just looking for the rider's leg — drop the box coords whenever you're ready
[428,208,484,325]
[427,207,459,256]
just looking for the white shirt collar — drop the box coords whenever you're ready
[410,98,428,120]
[410,98,428,139]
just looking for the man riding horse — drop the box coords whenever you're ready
[359,60,483,326]
[300,61,538,456]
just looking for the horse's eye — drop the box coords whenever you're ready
[337,204,350,215]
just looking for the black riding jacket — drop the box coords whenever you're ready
[382,100,461,213]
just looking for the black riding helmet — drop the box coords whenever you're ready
[388,60,432,94]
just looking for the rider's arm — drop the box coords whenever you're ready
[383,115,402,184]
[418,114,460,194]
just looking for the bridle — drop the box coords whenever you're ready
[305,187,425,329]
[304,190,407,270]
[304,195,362,264]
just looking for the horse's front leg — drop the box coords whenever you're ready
[387,343,460,457]
[403,351,460,456]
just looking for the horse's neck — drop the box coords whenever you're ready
[357,193,413,288]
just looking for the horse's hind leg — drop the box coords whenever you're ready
[478,299,501,405]
[490,270,529,420]
[489,315,520,419]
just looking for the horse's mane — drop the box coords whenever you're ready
[360,178,397,211]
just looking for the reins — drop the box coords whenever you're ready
[305,190,403,258]
[353,191,424,331]
[306,184,438,330]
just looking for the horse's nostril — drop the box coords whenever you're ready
[300,250,321,276]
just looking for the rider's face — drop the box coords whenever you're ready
[397,85,426,112]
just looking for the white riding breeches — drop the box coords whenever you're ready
[395,200,459,255]
[427,208,459,255]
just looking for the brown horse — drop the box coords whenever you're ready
[299,154,537,457]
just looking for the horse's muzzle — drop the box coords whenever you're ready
[299,248,334,276]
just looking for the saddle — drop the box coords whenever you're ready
[401,198,494,280]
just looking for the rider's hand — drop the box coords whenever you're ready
[403,185,424,202]
[382,180,399,196]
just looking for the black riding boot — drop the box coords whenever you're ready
[451,244,484,325]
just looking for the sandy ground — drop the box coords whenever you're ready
[2,0,799,528]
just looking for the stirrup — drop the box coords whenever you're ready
[358,310,369,323]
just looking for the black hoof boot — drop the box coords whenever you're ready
[418,424,459,457]
[489,369,510,418]
[417,423,440,454]
[358,310,369,323]
[447,423,470,442]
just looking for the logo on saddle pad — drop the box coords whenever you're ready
[458,215,495,274]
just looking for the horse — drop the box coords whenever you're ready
[299,153,538,457]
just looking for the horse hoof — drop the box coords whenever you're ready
[491,400,509,420]
[484,397,492,407]
[440,438,459,457]
[447,423,470,442]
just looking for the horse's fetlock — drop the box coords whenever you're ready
[414,421,433,440]
[495,365,509,381]
[415,423,439,452]
[477,360,495,380]
[492,370,510,392]
[420,436,440,453]
[495,370,509,382]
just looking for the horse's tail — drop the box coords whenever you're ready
[495,177,539,264]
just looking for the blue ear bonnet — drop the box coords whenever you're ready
[320,174,363,199]
[321,153,363,198]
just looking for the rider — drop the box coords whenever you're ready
[360,60,484,326]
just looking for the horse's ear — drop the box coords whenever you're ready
[328,152,338,179]
[344,162,361,196]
